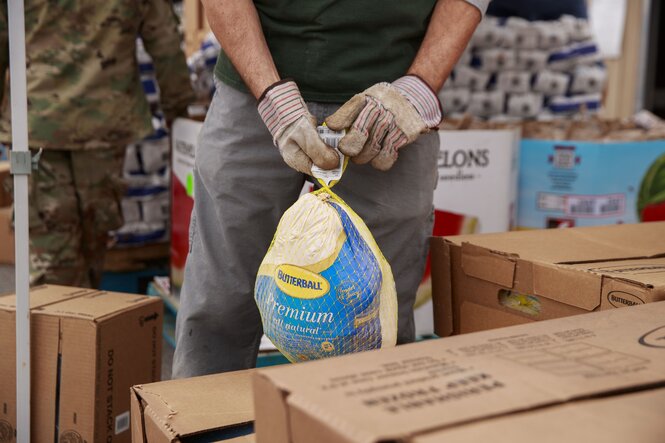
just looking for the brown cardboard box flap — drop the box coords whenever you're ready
[35,289,160,321]
[0,285,94,311]
[532,263,602,310]
[255,301,665,443]
[413,387,665,443]
[460,242,517,287]
[572,257,665,288]
[449,222,665,265]
[430,237,454,336]
[132,369,255,442]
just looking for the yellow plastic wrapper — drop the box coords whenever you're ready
[254,130,398,362]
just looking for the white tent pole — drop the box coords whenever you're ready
[7,0,31,441]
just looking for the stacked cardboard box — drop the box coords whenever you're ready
[131,369,255,442]
[0,285,162,442]
[0,161,13,264]
[517,119,665,229]
[253,300,665,442]
[431,221,665,336]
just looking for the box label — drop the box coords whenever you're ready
[115,411,130,435]
[518,139,665,228]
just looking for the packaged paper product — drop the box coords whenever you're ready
[496,71,532,94]
[478,48,516,72]
[548,94,601,115]
[452,66,490,92]
[570,65,607,94]
[468,91,505,117]
[534,21,569,49]
[121,199,141,224]
[548,41,601,71]
[515,50,549,72]
[439,88,471,113]
[533,70,570,96]
[561,14,593,42]
[188,33,221,100]
[506,17,540,50]
[507,93,543,118]
[471,21,503,49]
[125,134,170,175]
[495,26,517,48]
[255,130,398,362]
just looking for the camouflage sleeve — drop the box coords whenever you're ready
[139,0,194,122]
[0,1,8,105]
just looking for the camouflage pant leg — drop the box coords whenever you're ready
[28,147,125,288]
[71,147,125,287]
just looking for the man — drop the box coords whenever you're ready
[0,0,193,288]
[173,0,489,377]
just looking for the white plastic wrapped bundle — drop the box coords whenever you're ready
[453,66,491,91]
[496,71,532,94]
[478,48,516,72]
[516,50,549,73]
[439,88,471,113]
[570,65,606,94]
[468,90,505,117]
[507,93,544,118]
[533,70,570,96]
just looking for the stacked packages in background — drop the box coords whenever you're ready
[440,14,605,120]
[110,40,171,247]
[187,33,221,102]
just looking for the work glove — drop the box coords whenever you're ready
[258,80,339,174]
[326,75,442,171]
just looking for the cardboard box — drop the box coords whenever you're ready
[517,138,665,229]
[414,128,519,336]
[170,118,201,295]
[131,369,255,442]
[413,387,665,442]
[0,161,10,207]
[0,285,162,443]
[254,301,665,443]
[0,205,14,264]
[431,222,665,337]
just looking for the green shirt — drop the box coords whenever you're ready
[215,1,437,103]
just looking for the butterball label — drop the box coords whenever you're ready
[639,326,665,348]
[275,264,330,299]
[607,291,645,308]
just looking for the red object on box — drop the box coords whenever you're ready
[642,201,665,222]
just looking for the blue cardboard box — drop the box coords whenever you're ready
[518,139,665,228]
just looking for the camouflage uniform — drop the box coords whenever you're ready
[0,0,194,287]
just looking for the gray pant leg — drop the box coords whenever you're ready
[172,81,305,377]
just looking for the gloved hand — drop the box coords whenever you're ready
[326,75,442,171]
[258,80,339,174]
